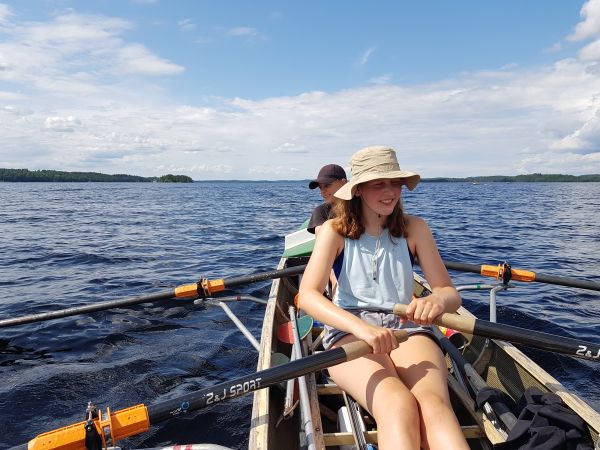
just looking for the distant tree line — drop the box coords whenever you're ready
[423,173,600,182]
[0,168,193,182]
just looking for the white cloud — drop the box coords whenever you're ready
[227,27,258,37]
[0,3,11,24]
[358,47,376,66]
[578,39,600,60]
[178,18,196,32]
[369,74,392,85]
[550,109,600,152]
[568,0,600,41]
[0,10,182,87]
[116,44,184,75]
[44,115,82,132]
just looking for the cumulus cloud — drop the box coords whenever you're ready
[0,10,182,87]
[568,0,600,41]
[550,109,600,153]
[44,115,82,132]
[116,44,184,75]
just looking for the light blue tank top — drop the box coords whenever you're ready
[333,229,414,309]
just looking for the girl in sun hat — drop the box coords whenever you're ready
[299,146,468,449]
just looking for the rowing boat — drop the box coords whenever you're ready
[248,227,600,449]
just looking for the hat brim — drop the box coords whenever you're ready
[309,176,345,190]
[334,171,420,200]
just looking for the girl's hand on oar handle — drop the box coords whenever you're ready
[405,294,445,326]
[344,330,409,359]
[353,322,400,354]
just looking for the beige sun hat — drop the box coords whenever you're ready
[334,146,420,200]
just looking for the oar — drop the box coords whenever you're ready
[16,330,408,450]
[393,304,600,362]
[440,260,600,291]
[0,265,307,329]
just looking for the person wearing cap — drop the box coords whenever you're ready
[307,164,347,235]
[299,146,467,449]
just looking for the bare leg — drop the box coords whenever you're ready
[329,335,421,450]
[391,334,469,450]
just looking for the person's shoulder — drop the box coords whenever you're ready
[405,214,430,233]
[320,219,343,239]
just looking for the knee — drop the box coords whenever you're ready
[415,391,451,418]
[372,390,420,427]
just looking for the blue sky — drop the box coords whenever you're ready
[1,1,600,179]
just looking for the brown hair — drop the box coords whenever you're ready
[331,196,409,239]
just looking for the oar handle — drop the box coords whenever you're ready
[21,330,408,450]
[441,260,600,291]
[393,304,600,362]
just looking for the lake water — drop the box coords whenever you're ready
[0,181,598,449]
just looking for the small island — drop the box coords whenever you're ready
[157,174,193,183]
[0,168,194,183]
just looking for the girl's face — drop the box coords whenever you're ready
[356,178,403,216]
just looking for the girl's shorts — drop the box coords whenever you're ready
[322,309,435,350]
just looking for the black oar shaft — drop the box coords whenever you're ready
[442,261,483,275]
[473,319,599,361]
[0,290,176,329]
[222,264,307,289]
[532,273,600,291]
[148,342,347,422]
[394,305,600,362]
[442,260,600,291]
[148,331,405,421]
[1,265,309,329]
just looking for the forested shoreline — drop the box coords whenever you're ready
[0,169,192,183]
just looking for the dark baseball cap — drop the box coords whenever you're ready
[309,164,347,189]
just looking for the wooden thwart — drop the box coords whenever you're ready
[322,425,486,446]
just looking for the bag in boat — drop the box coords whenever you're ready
[493,387,593,450]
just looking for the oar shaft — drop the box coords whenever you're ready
[147,331,399,421]
[0,290,176,329]
[442,260,600,291]
[1,265,309,329]
[221,264,307,289]
[394,305,600,362]
[532,273,600,291]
